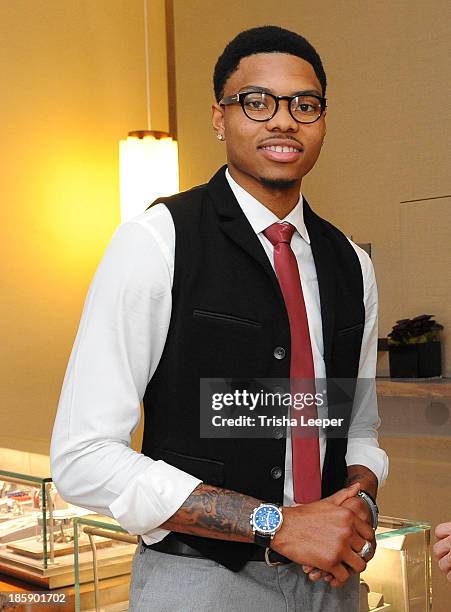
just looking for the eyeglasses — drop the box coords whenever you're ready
[219,91,327,124]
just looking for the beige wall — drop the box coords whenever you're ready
[173,0,451,376]
[0,0,155,455]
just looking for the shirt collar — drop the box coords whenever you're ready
[225,168,310,244]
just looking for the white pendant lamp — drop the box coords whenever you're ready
[119,0,179,222]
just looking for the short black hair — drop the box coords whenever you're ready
[213,25,326,102]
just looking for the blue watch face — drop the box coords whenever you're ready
[254,505,282,532]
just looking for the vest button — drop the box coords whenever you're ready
[270,466,283,479]
[273,428,284,440]
[273,346,286,360]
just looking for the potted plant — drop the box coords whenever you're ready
[388,314,443,378]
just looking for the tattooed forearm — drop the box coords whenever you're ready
[161,484,261,543]
[346,464,378,499]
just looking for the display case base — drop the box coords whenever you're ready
[0,541,135,588]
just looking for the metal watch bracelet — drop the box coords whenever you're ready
[356,489,379,529]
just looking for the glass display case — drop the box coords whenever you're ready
[0,470,90,588]
[73,514,138,611]
[361,516,431,612]
[0,471,52,565]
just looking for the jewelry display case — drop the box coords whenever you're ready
[0,470,91,588]
[361,516,431,612]
[73,514,138,612]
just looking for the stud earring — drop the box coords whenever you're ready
[217,133,224,141]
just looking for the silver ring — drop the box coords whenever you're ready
[358,541,372,559]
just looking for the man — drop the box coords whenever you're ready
[51,26,388,611]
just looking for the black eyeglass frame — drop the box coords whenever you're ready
[219,91,327,124]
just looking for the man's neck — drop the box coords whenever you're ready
[227,165,301,220]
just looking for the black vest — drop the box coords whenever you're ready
[142,167,364,571]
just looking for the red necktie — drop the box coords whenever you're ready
[263,222,321,503]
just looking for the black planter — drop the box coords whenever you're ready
[388,342,442,378]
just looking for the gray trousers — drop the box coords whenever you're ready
[129,543,359,612]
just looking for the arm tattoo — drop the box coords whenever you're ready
[162,484,261,543]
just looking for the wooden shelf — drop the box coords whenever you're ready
[376,379,451,400]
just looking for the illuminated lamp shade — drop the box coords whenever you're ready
[119,130,179,223]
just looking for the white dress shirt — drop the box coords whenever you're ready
[51,168,388,543]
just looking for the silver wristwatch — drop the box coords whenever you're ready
[250,503,283,548]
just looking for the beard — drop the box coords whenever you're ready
[259,176,298,190]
